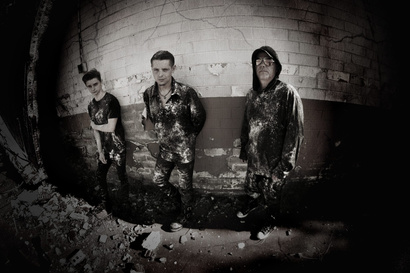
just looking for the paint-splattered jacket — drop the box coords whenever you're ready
[88,93,126,162]
[240,79,304,179]
[143,78,206,163]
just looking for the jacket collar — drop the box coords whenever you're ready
[152,77,182,98]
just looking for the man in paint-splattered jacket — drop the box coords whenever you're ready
[238,46,304,240]
[142,50,206,232]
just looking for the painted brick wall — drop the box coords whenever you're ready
[52,0,398,192]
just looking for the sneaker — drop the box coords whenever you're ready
[236,198,258,218]
[170,218,185,232]
[256,223,276,240]
[170,207,191,232]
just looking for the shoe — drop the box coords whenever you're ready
[256,216,277,240]
[170,218,185,232]
[170,207,191,232]
[256,223,276,240]
[236,198,258,218]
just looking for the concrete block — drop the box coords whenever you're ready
[69,249,86,266]
[142,231,161,250]
[99,234,108,243]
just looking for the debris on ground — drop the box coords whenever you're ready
[141,231,161,250]
[179,235,188,244]
[0,148,356,272]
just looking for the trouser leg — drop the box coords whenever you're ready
[243,170,262,206]
[244,170,261,200]
[96,156,112,200]
[175,160,195,210]
[115,153,129,201]
[153,155,177,197]
[236,170,262,218]
[259,176,286,220]
[169,160,195,232]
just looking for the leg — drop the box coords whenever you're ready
[259,177,285,217]
[256,176,286,240]
[153,155,177,197]
[237,170,261,218]
[96,155,112,209]
[176,160,195,209]
[170,160,195,232]
[115,152,129,202]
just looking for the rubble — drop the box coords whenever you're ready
[179,235,188,244]
[98,234,108,243]
[0,152,352,272]
[69,249,86,266]
[165,243,174,250]
[1,178,257,271]
[141,231,161,250]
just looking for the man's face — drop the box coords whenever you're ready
[255,51,276,84]
[151,59,175,87]
[85,78,103,97]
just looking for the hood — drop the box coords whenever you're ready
[251,46,282,91]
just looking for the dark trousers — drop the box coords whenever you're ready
[244,170,285,215]
[96,152,128,198]
[153,154,194,209]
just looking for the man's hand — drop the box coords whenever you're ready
[98,152,107,164]
[90,121,97,130]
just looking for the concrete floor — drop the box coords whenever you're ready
[1,152,409,273]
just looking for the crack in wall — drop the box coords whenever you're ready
[144,0,253,47]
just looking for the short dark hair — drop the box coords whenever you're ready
[150,50,175,67]
[82,68,102,84]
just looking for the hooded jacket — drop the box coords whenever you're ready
[240,46,304,179]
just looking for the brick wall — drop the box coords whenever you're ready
[51,0,398,192]
[58,97,382,193]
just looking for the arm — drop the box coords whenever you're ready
[239,96,249,162]
[142,91,155,130]
[189,89,206,135]
[91,118,117,132]
[272,89,304,180]
[93,129,107,164]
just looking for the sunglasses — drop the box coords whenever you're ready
[255,57,275,66]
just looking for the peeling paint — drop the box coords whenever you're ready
[203,148,228,157]
[327,70,350,83]
[194,171,217,179]
[135,72,152,83]
[207,63,227,76]
[231,86,247,97]
[219,172,246,179]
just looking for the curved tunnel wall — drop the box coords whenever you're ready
[47,0,398,192]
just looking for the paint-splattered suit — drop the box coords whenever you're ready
[240,79,304,213]
[143,78,206,207]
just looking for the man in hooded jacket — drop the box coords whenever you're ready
[238,46,304,240]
